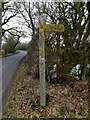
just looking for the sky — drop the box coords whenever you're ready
[2,0,32,43]
[3,20,31,43]
[4,0,88,2]
[2,0,88,43]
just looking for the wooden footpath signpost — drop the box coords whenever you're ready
[39,16,64,106]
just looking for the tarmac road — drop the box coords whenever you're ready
[0,51,27,106]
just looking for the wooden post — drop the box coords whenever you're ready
[39,15,64,106]
[39,16,46,106]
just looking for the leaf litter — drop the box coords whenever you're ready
[2,57,89,119]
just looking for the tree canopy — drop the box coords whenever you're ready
[1,1,90,81]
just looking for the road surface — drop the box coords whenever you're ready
[0,51,27,107]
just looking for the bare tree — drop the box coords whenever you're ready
[14,0,39,40]
[38,2,90,81]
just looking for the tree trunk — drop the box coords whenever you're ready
[81,57,88,80]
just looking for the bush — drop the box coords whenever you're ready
[16,43,29,50]
[3,35,19,54]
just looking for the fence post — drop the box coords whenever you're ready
[39,16,46,106]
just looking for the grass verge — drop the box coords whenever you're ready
[1,51,19,58]
[2,57,28,118]
[2,55,89,119]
